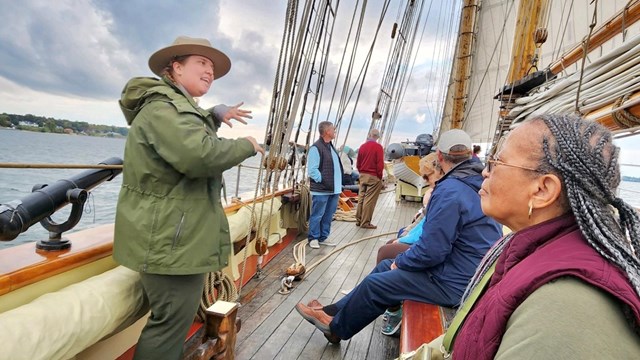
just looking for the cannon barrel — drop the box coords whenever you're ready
[0,157,123,241]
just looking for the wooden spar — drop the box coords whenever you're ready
[585,91,640,132]
[450,0,480,130]
[505,0,550,83]
[549,0,640,75]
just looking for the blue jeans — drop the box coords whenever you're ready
[308,193,340,242]
[329,259,459,340]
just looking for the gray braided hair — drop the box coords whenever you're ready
[530,114,640,297]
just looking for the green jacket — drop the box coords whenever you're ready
[113,77,255,275]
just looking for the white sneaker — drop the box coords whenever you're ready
[309,239,320,249]
[319,241,337,247]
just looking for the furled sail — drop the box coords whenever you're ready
[439,0,640,145]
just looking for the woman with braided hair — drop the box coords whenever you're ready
[444,114,640,359]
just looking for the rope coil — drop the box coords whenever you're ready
[196,271,239,321]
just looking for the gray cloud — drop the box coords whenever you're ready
[0,0,453,143]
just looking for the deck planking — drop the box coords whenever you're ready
[235,187,422,360]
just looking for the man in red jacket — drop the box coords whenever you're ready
[355,128,384,229]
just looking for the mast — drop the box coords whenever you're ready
[449,0,481,130]
[491,0,550,149]
[505,0,549,83]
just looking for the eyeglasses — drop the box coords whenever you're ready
[485,157,540,173]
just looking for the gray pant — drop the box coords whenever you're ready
[134,272,205,360]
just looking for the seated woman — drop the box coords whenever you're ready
[339,145,359,187]
[443,114,640,359]
[376,152,445,263]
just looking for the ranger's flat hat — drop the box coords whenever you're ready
[148,36,231,79]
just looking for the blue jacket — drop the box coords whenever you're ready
[395,160,502,299]
[398,216,426,245]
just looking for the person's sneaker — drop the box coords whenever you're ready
[319,241,337,247]
[381,308,402,336]
[309,239,320,249]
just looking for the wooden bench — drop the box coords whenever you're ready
[399,300,456,355]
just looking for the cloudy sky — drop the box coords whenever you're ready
[0,0,639,177]
[0,1,454,148]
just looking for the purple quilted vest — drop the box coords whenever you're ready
[453,215,640,360]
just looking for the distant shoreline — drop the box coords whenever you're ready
[1,113,128,137]
[0,126,126,138]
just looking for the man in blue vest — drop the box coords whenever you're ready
[307,121,343,249]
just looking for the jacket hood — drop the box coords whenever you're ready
[438,159,484,191]
[119,77,174,125]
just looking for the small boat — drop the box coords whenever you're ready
[385,134,434,202]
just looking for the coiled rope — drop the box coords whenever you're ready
[333,208,357,222]
[196,271,238,321]
[613,93,640,128]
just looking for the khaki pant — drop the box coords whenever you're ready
[356,173,383,227]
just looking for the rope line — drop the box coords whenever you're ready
[284,231,397,285]
[0,163,123,169]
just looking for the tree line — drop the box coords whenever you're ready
[0,113,128,137]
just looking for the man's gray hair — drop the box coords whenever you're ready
[318,121,334,136]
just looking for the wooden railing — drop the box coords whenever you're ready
[0,189,295,297]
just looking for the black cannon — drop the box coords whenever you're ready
[0,157,123,250]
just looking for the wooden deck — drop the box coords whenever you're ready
[235,188,421,360]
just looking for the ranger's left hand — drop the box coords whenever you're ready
[222,102,252,128]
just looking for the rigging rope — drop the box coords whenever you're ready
[0,163,122,169]
[333,0,390,148]
[575,0,599,114]
[370,0,421,145]
[551,0,575,65]
[462,0,514,131]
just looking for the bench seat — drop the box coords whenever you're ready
[399,300,456,355]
